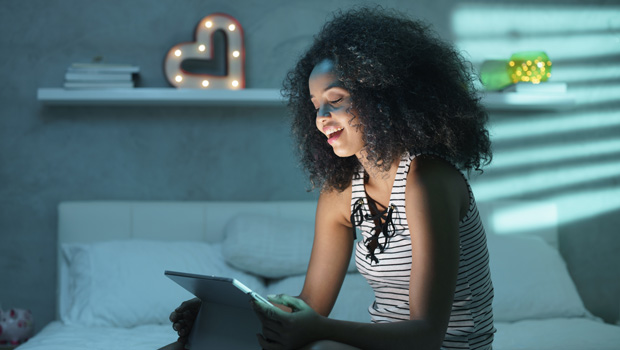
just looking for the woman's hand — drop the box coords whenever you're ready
[252,294,324,350]
[169,297,201,344]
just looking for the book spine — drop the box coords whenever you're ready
[65,72,134,81]
[67,66,140,74]
[63,81,135,89]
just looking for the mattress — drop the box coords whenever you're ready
[16,321,175,350]
[17,317,620,350]
[493,318,620,350]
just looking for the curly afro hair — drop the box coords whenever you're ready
[283,6,492,192]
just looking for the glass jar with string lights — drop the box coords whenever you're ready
[507,51,552,85]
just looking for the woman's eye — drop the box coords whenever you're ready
[330,98,343,104]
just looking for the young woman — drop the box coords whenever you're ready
[171,7,495,350]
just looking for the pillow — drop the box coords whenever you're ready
[487,234,588,322]
[222,214,357,279]
[61,240,265,328]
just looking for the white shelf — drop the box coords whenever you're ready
[37,88,285,106]
[37,87,576,111]
[481,91,576,111]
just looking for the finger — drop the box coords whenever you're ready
[173,320,192,336]
[178,325,190,337]
[175,302,187,313]
[254,311,283,329]
[256,334,271,350]
[262,320,283,334]
[183,309,196,319]
[256,333,284,350]
[252,300,288,321]
[267,294,306,311]
[177,298,200,312]
[182,317,195,329]
[169,311,179,323]
[174,318,186,329]
[261,326,282,343]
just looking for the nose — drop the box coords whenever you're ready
[316,103,331,119]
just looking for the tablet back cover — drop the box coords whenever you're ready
[165,270,261,349]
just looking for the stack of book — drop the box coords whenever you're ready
[63,63,140,89]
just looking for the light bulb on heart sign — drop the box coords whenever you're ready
[164,13,245,89]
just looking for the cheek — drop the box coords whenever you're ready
[315,117,322,131]
[344,107,361,126]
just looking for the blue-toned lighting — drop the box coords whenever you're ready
[490,137,620,170]
[472,159,620,202]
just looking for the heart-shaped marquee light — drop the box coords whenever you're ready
[164,13,245,89]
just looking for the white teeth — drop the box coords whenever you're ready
[326,127,344,137]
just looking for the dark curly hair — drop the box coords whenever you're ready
[283,6,492,192]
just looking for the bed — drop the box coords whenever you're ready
[16,200,620,349]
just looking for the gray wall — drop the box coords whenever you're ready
[1,0,619,333]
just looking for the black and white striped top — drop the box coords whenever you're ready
[351,153,495,350]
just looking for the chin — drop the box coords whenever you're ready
[332,149,356,158]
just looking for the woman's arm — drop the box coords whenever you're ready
[318,157,465,349]
[298,186,356,316]
[254,158,467,350]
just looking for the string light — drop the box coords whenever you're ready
[165,13,245,89]
[507,51,552,85]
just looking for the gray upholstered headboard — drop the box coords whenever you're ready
[55,199,558,318]
[56,200,319,319]
[57,201,318,244]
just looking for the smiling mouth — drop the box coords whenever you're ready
[325,127,344,145]
[325,127,344,138]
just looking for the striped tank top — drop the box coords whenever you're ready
[351,153,495,350]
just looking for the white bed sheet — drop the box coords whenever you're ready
[494,318,620,350]
[16,321,176,350]
[17,318,620,350]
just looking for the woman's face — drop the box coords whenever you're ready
[309,59,365,158]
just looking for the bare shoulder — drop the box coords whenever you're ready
[406,155,469,218]
[316,184,354,228]
[408,155,458,177]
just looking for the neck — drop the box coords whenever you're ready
[356,151,401,192]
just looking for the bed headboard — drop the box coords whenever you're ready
[56,199,558,319]
[58,200,318,244]
[58,199,557,245]
[56,200,319,319]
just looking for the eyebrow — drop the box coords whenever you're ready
[310,81,346,98]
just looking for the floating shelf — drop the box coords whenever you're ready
[481,91,576,111]
[37,87,576,111]
[37,88,285,106]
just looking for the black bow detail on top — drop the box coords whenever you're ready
[350,197,396,264]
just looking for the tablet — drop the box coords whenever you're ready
[165,270,274,309]
[163,270,273,349]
